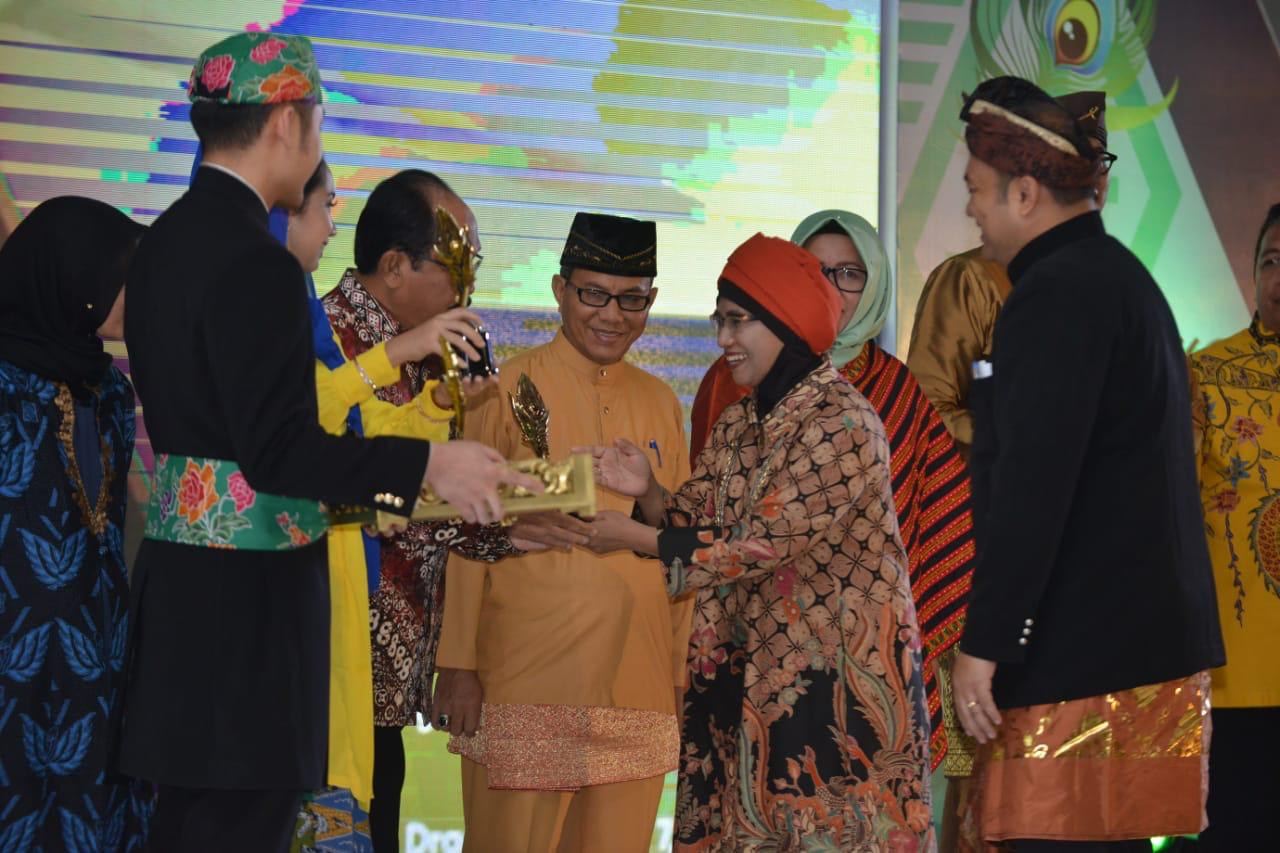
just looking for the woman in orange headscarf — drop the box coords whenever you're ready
[584,234,934,849]
[692,212,975,776]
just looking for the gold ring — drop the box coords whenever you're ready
[965,701,978,708]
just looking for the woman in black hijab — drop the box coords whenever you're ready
[0,196,151,849]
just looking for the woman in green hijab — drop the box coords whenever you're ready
[688,209,976,772]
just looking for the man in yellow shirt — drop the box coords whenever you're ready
[1189,202,1280,851]
[433,212,692,852]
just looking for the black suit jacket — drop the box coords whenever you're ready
[964,212,1224,708]
[118,167,430,788]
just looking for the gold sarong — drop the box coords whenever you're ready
[977,671,1211,842]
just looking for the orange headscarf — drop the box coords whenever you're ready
[691,235,840,458]
[719,233,840,355]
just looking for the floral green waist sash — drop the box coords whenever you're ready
[145,454,329,550]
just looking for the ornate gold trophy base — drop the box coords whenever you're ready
[328,453,596,526]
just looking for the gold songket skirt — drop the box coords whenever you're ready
[977,671,1210,842]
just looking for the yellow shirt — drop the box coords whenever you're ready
[437,330,693,789]
[906,248,1011,451]
[1190,318,1280,707]
[315,337,451,437]
[314,336,453,804]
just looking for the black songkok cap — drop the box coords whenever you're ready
[560,212,657,277]
[960,76,1103,190]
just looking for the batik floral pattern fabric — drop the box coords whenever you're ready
[659,363,934,852]
[0,360,152,850]
[145,455,327,550]
[1190,316,1280,709]
[323,271,514,725]
[188,32,322,105]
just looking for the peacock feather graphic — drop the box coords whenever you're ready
[970,0,1174,130]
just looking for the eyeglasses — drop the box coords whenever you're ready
[821,264,868,294]
[1098,151,1118,173]
[428,252,484,273]
[710,311,759,334]
[574,286,652,312]
[426,257,478,307]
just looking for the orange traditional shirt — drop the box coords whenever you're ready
[437,331,693,790]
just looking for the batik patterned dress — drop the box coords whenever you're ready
[0,360,150,850]
[691,343,975,769]
[660,362,934,852]
[839,340,974,768]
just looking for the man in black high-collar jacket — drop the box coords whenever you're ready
[118,33,537,852]
[949,77,1224,852]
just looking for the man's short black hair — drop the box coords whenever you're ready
[1255,203,1280,271]
[189,100,316,151]
[353,169,456,275]
[1045,183,1095,205]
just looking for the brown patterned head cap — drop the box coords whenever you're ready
[1055,90,1107,150]
[961,76,1104,190]
[560,212,657,277]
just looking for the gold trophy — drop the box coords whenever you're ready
[508,372,551,460]
[411,453,596,520]
[433,206,497,432]
[326,454,596,525]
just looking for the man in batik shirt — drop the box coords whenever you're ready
[321,169,515,849]
[1188,202,1280,852]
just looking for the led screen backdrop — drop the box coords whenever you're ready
[0,1,882,848]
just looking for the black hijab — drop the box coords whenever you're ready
[0,196,145,399]
[718,280,823,418]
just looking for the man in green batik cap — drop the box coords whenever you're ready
[118,32,537,851]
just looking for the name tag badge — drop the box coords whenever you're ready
[972,359,993,379]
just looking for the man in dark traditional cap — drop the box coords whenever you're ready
[949,76,1224,851]
[431,213,692,851]
[119,32,536,850]
[906,90,1113,852]
[908,90,1112,458]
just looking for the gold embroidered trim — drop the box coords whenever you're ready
[988,671,1210,763]
[54,384,114,538]
[564,231,656,264]
[448,703,678,791]
[936,647,978,777]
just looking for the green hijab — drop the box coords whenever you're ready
[790,209,892,368]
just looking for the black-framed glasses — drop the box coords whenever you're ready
[575,286,652,312]
[821,264,868,294]
[1098,151,1118,173]
[709,311,759,334]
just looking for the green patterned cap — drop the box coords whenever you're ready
[188,32,323,105]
